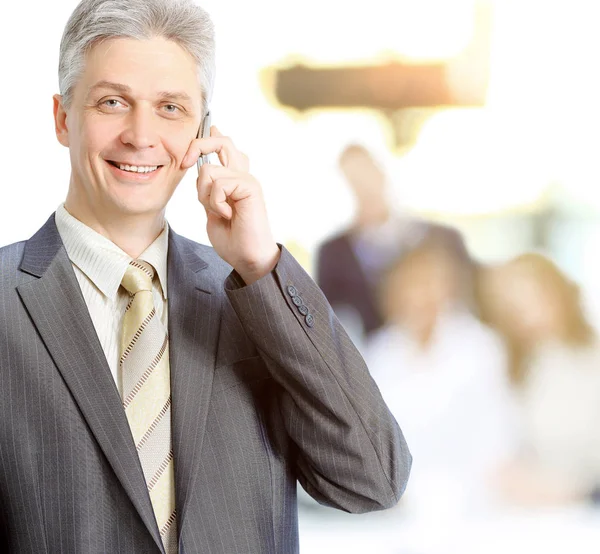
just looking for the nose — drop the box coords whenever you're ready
[119,108,160,150]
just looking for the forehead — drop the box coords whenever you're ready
[78,37,203,102]
[395,254,451,280]
[341,151,376,169]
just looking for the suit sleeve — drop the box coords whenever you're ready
[224,246,412,513]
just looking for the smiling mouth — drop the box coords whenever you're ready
[106,160,164,174]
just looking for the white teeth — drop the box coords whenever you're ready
[117,164,159,173]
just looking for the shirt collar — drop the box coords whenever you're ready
[54,203,169,301]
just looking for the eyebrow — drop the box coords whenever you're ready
[87,80,195,104]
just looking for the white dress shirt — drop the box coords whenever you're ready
[54,203,169,396]
[366,309,517,517]
[519,340,600,493]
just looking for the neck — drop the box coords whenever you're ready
[64,193,165,259]
[413,323,435,350]
[392,316,436,350]
[355,205,391,229]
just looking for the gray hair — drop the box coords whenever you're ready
[58,0,215,113]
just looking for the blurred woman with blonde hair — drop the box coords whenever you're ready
[479,252,600,506]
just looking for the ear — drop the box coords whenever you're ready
[53,94,69,147]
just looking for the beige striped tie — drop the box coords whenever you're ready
[120,260,177,554]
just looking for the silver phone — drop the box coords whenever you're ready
[196,110,212,170]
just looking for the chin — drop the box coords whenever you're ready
[111,195,167,218]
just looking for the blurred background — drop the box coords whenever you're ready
[3,0,600,552]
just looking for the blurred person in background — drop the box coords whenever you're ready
[366,239,515,519]
[316,143,468,348]
[479,253,600,507]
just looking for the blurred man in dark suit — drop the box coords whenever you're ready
[316,144,469,343]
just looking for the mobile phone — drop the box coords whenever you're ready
[196,110,212,170]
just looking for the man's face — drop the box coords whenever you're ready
[340,151,386,202]
[54,37,204,219]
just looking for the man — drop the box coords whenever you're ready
[0,1,411,553]
[317,143,469,344]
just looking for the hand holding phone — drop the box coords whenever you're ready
[189,118,280,283]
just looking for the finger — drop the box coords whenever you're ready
[207,176,255,220]
[181,136,227,168]
[215,130,250,172]
[200,165,258,201]
[196,164,238,205]
[196,165,249,219]
[208,130,249,172]
[207,178,236,220]
[197,174,214,212]
[182,132,249,172]
[196,164,223,217]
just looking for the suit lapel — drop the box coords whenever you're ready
[167,231,222,537]
[16,215,165,553]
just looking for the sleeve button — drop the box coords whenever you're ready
[287,285,298,297]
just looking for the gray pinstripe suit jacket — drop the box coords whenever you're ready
[0,214,411,553]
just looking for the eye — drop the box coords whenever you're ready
[162,104,181,114]
[100,98,125,110]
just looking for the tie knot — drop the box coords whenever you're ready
[121,260,155,295]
